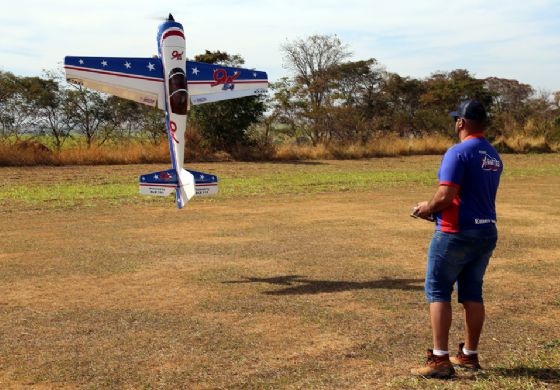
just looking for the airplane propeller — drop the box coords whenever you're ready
[147,13,175,22]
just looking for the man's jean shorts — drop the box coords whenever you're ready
[425,225,498,303]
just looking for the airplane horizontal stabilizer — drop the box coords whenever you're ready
[187,169,219,196]
[139,169,218,199]
[139,169,177,197]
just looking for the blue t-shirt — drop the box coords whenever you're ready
[436,135,503,233]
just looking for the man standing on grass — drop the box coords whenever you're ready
[410,99,503,379]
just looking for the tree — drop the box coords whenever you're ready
[280,34,351,144]
[484,77,533,115]
[483,77,534,139]
[554,91,560,109]
[422,69,493,109]
[335,60,386,114]
[420,69,494,135]
[281,35,351,108]
[94,94,166,145]
[194,50,244,68]
[0,71,21,139]
[64,83,115,147]
[188,51,265,154]
[269,76,317,144]
[323,59,386,142]
[377,73,426,136]
[0,72,40,141]
[330,60,380,106]
[190,94,265,153]
[31,70,73,150]
[106,96,144,140]
[137,105,166,144]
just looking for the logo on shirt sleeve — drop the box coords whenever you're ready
[481,155,501,171]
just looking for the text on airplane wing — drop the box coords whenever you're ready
[186,61,268,105]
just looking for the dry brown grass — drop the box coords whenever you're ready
[274,135,453,160]
[56,143,170,165]
[494,134,559,153]
[0,155,559,389]
[1,133,558,167]
[0,142,171,166]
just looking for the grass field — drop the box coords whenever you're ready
[1,155,559,389]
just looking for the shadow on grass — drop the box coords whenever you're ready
[489,367,560,383]
[224,275,424,295]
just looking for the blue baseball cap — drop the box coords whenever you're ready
[449,99,487,122]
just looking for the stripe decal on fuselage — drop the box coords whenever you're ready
[162,30,185,40]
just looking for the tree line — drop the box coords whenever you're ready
[2,36,560,157]
[271,35,560,149]
[0,51,265,155]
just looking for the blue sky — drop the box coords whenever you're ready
[1,0,559,91]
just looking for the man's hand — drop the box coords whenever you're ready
[414,201,432,219]
[411,201,435,221]
[411,185,458,222]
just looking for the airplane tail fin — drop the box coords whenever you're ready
[177,169,196,208]
[139,168,218,208]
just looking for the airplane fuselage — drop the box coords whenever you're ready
[158,19,193,207]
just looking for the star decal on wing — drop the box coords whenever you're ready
[147,62,155,71]
[192,67,200,75]
[101,60,108,67]
[124,61,132,69]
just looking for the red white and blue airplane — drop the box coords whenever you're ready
[64,14,268,209]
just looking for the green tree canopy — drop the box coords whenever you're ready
[188,50,266,155]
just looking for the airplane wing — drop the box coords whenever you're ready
[64,56,165,108]
[64,57,268,107]
[186,61,268,105]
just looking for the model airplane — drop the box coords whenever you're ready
[64,14,268,208]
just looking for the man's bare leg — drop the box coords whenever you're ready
[410,302,455,378]
[430,302,452,351]
[462,301,485,350]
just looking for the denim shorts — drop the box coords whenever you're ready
[425,226,497,303]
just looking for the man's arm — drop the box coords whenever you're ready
[414,185,459,219]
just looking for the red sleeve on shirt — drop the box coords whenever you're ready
[439,181,461,188]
